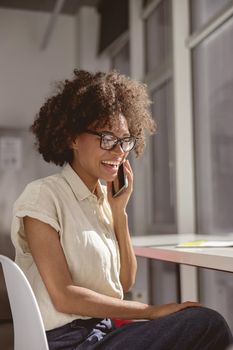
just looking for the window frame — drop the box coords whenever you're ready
[142,0,177,234]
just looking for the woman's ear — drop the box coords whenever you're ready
[70,136,79,150]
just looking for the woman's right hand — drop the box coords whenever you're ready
[146,301,202,319]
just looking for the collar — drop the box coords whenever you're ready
[61,163,105,203]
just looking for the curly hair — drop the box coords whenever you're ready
[31,69,156,166]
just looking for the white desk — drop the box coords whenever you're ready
[132,234,233,301]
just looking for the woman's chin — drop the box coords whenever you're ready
[99,168,118,183]
[101,175,116,183]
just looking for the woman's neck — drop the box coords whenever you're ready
[70,162,98,194]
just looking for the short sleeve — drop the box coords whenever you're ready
[11,179,61,255]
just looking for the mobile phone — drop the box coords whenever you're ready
[112,163,128,197]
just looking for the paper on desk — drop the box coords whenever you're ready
[176,240,233,248]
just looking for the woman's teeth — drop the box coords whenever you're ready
[102,161,120,168]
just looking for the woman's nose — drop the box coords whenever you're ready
[111,143,125,155]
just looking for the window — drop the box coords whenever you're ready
[144,0,172,75]
[143,0,176,233]
[150,80,175,227]
[190,0,233,330]
[192,10,233,234]
[142,0,178,306]
[111,41,130,76]
[190,0,232,32]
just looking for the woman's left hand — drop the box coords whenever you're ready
[106,160,133,215]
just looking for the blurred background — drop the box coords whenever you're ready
[0,0,233,348]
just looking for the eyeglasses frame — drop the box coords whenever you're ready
[85,130,137,152]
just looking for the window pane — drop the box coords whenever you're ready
[143,0,154,8]
[190,0,232,33]
[111,42,130,76]
[150,79,175,226]
[145,0,172,74]
[193,18,233,233]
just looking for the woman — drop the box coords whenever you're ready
[11,70,232,350]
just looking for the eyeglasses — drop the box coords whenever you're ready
[85,130,137,152]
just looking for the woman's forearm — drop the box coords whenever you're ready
[56,284,149,319]
[55,285,200,322]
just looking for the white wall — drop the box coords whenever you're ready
[0,8,76,233]
[0,8,76,128]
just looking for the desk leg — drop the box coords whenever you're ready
[180,265,199,302]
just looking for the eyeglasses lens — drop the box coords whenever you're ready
[122,139,135,152]
[101,135,135,152]
[101,135,116,150]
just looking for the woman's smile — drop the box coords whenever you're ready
[100,159,122,176]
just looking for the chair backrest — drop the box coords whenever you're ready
[0,255,49,350]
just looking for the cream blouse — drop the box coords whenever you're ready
[11,164,123,330]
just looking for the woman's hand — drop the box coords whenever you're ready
[106,160,133,216]
[146,301,202,320]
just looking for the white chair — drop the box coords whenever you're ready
[0,254,49,350]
